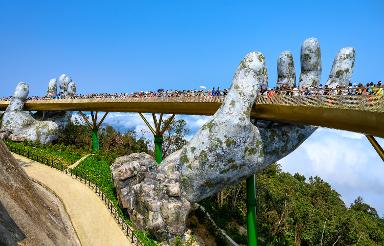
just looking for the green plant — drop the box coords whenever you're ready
[73,154,159,245]
[5,140,84,166]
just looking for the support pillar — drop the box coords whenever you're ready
[366,135,384,161]
[154,135,164,164]
[0,113,4,127]
[92,128,100,152]
[79,111,108,153]
[139,113,175,164]
[246,175,258,246]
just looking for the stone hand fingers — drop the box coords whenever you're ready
[326,47,355,88]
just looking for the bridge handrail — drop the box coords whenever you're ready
[6,143,145,246]
[255,94,383,112]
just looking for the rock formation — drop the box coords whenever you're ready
[58,74,72,98]
[67,81,77,98]
[35,76,76,128]
[1,75,77,144]
[47,78,58,98]
[299,38,322,88]
[111,37,356,242]
[277,51,296,88]
[0,140,79,245]
[326,47,355,88]
[0,82,59,144]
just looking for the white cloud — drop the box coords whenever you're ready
[280,128,384,215]
[71,112,384,215]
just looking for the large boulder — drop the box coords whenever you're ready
[111,38,356,242]
[0,140,79,245]
[1,82,59,144]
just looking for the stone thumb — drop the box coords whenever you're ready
[8,82,29,111]
[218,51,268,119]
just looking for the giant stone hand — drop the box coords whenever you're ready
[111,37,355,241]
[0,82,59,144]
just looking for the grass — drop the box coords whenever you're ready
[72,154,159,246]
[5,141,84,166]
[6,140,159,245]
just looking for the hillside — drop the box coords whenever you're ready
[0,140,78,245]
[201,164,384,245]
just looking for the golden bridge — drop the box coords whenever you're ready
[1,94,383,138]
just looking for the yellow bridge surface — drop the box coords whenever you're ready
[0,95,383,138]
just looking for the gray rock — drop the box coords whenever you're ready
[0,82,59,144]
[58,74,71,98]
[299,37,322,88]
[67,81,77,97]
[112,38,356,242]
[34,77,76,129]
[277,51,296,88]
[0,140,79,245]
[326,47,355,88]
[46,78,57,98]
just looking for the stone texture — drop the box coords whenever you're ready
[67,81,77,97]
[277,51,296,88]
[0,82,59,144]
[326,47,355,88]
[299,37,322,88]
[58,74,72,98]
[0,140,78,245]
[47,78,57,98]
[35,76,76,129]
[112,38,356,242]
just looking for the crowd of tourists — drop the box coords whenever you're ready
[0,88,229,101]
[0,81,382,102]
[260,81,383,97]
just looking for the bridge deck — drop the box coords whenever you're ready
[0,95,383,138]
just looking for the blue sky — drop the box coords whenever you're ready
[1,1,384,213]
[1,0,384,96]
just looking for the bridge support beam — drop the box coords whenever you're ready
[79,111,109,153]
[366,135,384,161]
[139,113,175,164]
[247,175,258,246]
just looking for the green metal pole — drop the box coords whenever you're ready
[91,128,99,153]
[154,135,163,164]
[246,174,258,246]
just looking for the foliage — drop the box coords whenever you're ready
[162,119,189,158]
[201,164,384,245]
[58,116,149,158]
[72,154,159,246]
[5,140,84,166]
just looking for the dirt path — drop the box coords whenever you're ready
[68,154,93,169]
[13,153,131,246]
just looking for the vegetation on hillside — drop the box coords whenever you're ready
[58,118,149,162]
[6,117,384,245]
[201,164,384,245]
[5,140,84,166]
[72,154,159,246]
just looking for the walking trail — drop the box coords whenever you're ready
[68,153,93,169]
[13,153,131,246]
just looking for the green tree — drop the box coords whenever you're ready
[201,163,384,245]
[162,119,190,158]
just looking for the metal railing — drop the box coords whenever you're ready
[8,144,145,246]
[255,94,384,112]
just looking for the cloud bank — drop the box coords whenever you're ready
[73,112,384,215]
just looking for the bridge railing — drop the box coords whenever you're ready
[255,94,383,112]
[6,143,145,246]
[1,89,383,113]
